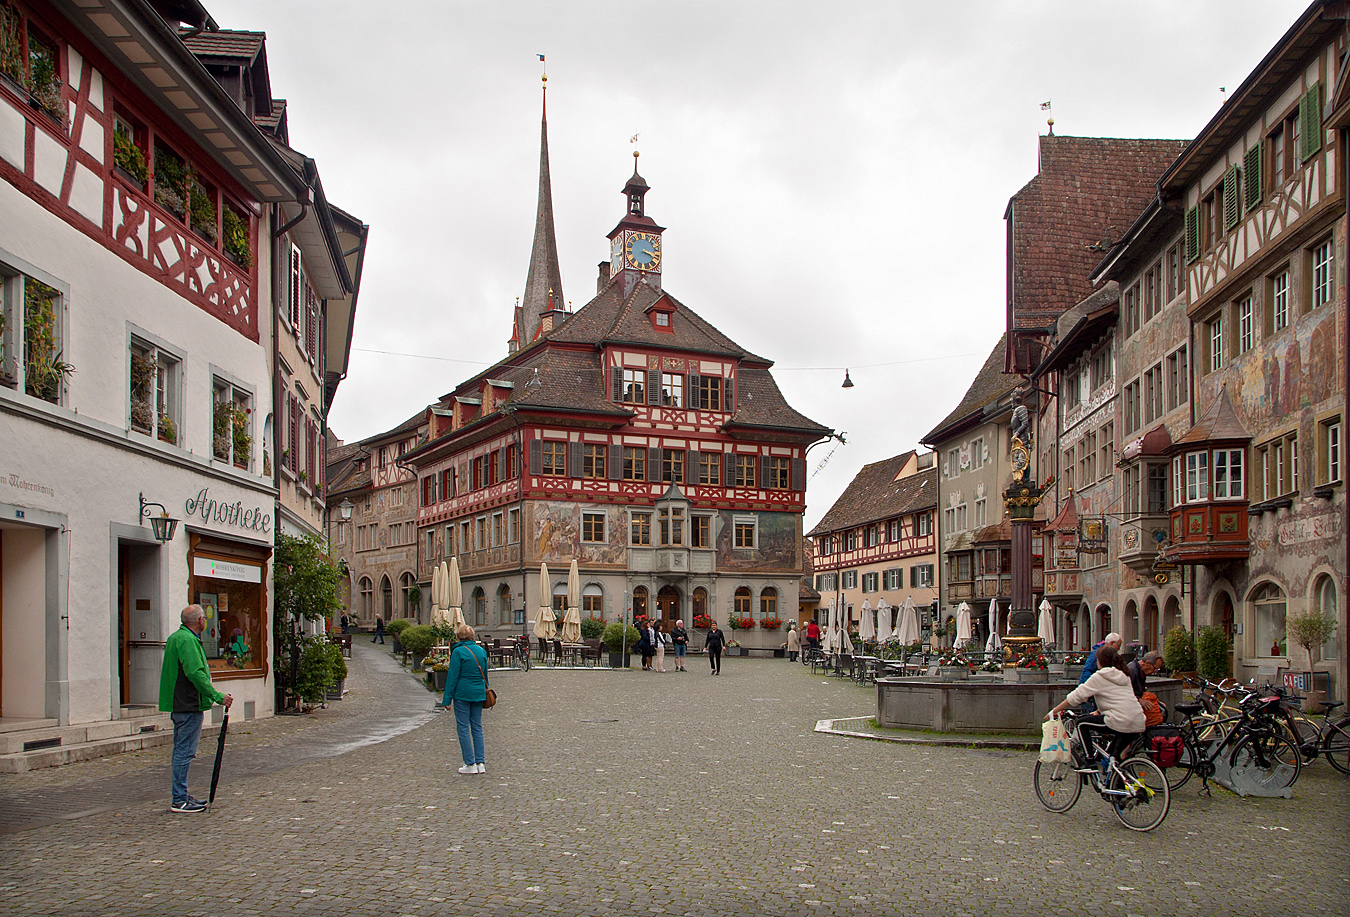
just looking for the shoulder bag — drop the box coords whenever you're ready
[470,648,497,709]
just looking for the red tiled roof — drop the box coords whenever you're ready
[808,456,937,536]
[1009,136,1189,333]
[180,29,264,60]
[1172,385,1251,448]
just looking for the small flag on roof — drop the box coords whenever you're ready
[538,54,546,61]
[1039,100,1052,110]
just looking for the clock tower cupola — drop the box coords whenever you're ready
[607,151,665,298]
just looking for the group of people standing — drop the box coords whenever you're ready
[636,618,692,672]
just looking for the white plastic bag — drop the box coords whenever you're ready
[1039,715,1072,765]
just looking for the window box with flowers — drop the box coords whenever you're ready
[188,177,218,244]
[759,616,783,631]
[212,384,252,469]
[0,3,22,98]
[729,615,755,631]
[23,277,72,403]
[692,613,714,630]
[24,27,64,130]
[1007,652,1049,683]
[112,118,149,189]
[221,205,252,268]
[153,142,190,221]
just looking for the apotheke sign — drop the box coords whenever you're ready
[184,487,272,533]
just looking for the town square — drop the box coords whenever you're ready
[0,0,1347,914]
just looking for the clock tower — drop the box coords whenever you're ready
[607,152,665,298]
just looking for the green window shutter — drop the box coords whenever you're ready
[1222,165,1240,231]
[1243,144,1262,211]
[1300,83,1323,162]
[1184,206,1201,263]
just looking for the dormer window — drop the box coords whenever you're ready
[655,312,669,327]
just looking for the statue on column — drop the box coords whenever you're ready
[1008,392,1032,451]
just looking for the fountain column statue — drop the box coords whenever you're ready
[1003,432,1049,655]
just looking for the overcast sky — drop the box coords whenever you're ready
[215,0,1310,529]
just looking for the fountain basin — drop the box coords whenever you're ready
[875,676,1184,735]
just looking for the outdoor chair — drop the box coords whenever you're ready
[580,638,603,666]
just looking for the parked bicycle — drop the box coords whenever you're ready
[1033,710,1171,832]
[513,634,532,671]
[1256,684,1349,773]
[1164,685,1301,793]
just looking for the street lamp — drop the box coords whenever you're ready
[338,499,354,522]
[138,492,179,543]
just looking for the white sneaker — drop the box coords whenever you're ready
[457,764,477,775]
[475,763,486,774]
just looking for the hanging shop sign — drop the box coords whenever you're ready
[1078,516,1107,554]
[184,487,272,534]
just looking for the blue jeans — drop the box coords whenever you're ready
[452,698,484,766]
[170,711,204,804]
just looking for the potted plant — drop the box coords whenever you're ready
[760,616,783,631]
[25,43,64,128]
[603,621,640,668]
[1286,609,1338,713]
[23,279,72,402]
[979,657,1003,673]
[692,613,713,630]
[580,615,606,640]
[384,617,411,653]
[157,413,177,445]
[725,640,744,656]
[1009,651,1049,683]
[936,649,972,679]
[325,643,348,699]
[400,625,435,671]
[1195,625,1231,682]
[222,206,252,268]
[188,179,218,243]
[112,123,148,187]
[1163,625,1197,681]
[295,636,339,708]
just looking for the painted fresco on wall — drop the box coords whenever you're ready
[533,501,578,564]
[532,502,627,565]
[716,511,797,571]
[1210,311,1341,428]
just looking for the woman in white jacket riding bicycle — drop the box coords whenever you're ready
[1045,645,1145,765]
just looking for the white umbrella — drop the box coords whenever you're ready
[444,558,464,631]
[955,601,972,648]
[894,597,919,646]
[1038,598,1056,646]
[859,599,875,643]
[875,599,892,644]
[824,599,840,653]
[429,563,443,627]
[985,602,1003,654]
[533,562,556,639]
[562,559,582,643]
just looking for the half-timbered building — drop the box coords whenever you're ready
[404,101,829,650]
[807,450,938,637]
[1153,1,1346,697]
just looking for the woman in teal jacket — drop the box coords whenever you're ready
[443,623,490,774]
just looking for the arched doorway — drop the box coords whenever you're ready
[1095,604,1111,644]
[1143,595,1159,652]
[1214,590,1235,638]
[1163,595,1181,639]
[496,583,513,626]
[632,585,649,621]
[1076,605,1090,650]
[1123,599,1139,644]
[381,575,393,619]
[656,585,680,625]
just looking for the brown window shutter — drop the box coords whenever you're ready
[568,441,583,478]
[647,369,661,406]
[611,367,622,403]
[792,458,805,492]
[724,452,736,484]
[1184,207,1200,263]
[529,439,542,475]
[687,373,701,409]
[760,454,770,487]
[1243,144,1262,211]
[608,443,622,480]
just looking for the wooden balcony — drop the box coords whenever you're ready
[1163,503,1250,565]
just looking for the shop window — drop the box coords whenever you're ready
[212,377,253,470]
[1250,582,1286,659]
[190,541,267,675]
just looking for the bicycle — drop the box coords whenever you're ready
[1254,683,1349,773]
[1165,688,1301,794]
[513,634,531,671]
[1033,710,1171,832]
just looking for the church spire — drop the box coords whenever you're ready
[513,71,566,352]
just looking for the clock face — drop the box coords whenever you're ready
[1010,444,1029,473]
[625,232,661,270]
[611,236,624,271]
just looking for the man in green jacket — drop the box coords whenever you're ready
[159,605,233,813]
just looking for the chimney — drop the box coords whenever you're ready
[597,260,611,292]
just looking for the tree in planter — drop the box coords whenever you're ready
[1163,625,1197,674]
[603,622,640,655]
[1287,609,1338,685]
[294,636,338,705]
[1195,625,1231,682]
[400,625,436,668]
[273,532,343,711]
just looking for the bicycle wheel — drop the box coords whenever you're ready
[1033,759,1082,813]
[1321,717,1350,775]
[1164,737,1197,791]
[518,647,531,672]
[1229,732,1301,791]
[1109,756,1170,832]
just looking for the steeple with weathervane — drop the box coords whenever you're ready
[509,69,568,353]
[607,150,665,298]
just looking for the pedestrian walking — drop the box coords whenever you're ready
[158,604,233,813]
[443,623,490,774]
[786,624,800,662]
[805,619,821,654]
[654,623,669,672]
[372,615,385,644]
[340,612,350,634]
[704,622,727,675]
[670,619,689,671]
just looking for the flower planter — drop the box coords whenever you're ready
[433,669,447,691]
[725,646,745,657]
[607,652,631,669]
[0,72,24,100]
[938,665,970,680]
[113,164,146,190]
[391,637,402,655]
[325,677,346,700]
[1006,669,1048,684]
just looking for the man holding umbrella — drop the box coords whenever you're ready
[159,604,233,813]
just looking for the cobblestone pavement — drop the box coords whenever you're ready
[1,647,1346,916]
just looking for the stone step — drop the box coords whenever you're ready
[0,712,175,756]
[0,721,220,774]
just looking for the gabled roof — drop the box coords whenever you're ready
[180,28,263,60]
[1008,136,1188,334]
[808,455,937,536]
[923,334,1020,444]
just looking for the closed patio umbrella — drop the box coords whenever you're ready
[533,562,556,639]
[859,600,875,643]
[955,601,972,648]
[894,596,919,647]
[1038,598,1056,647]
[875,599,892,644]
[824,599,839,653]
[430,563,444,627]
[986,602,1003,654]
[445,557,464,631]
[562,559,582,643]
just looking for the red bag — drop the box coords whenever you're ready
[1149,734,1183,768]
